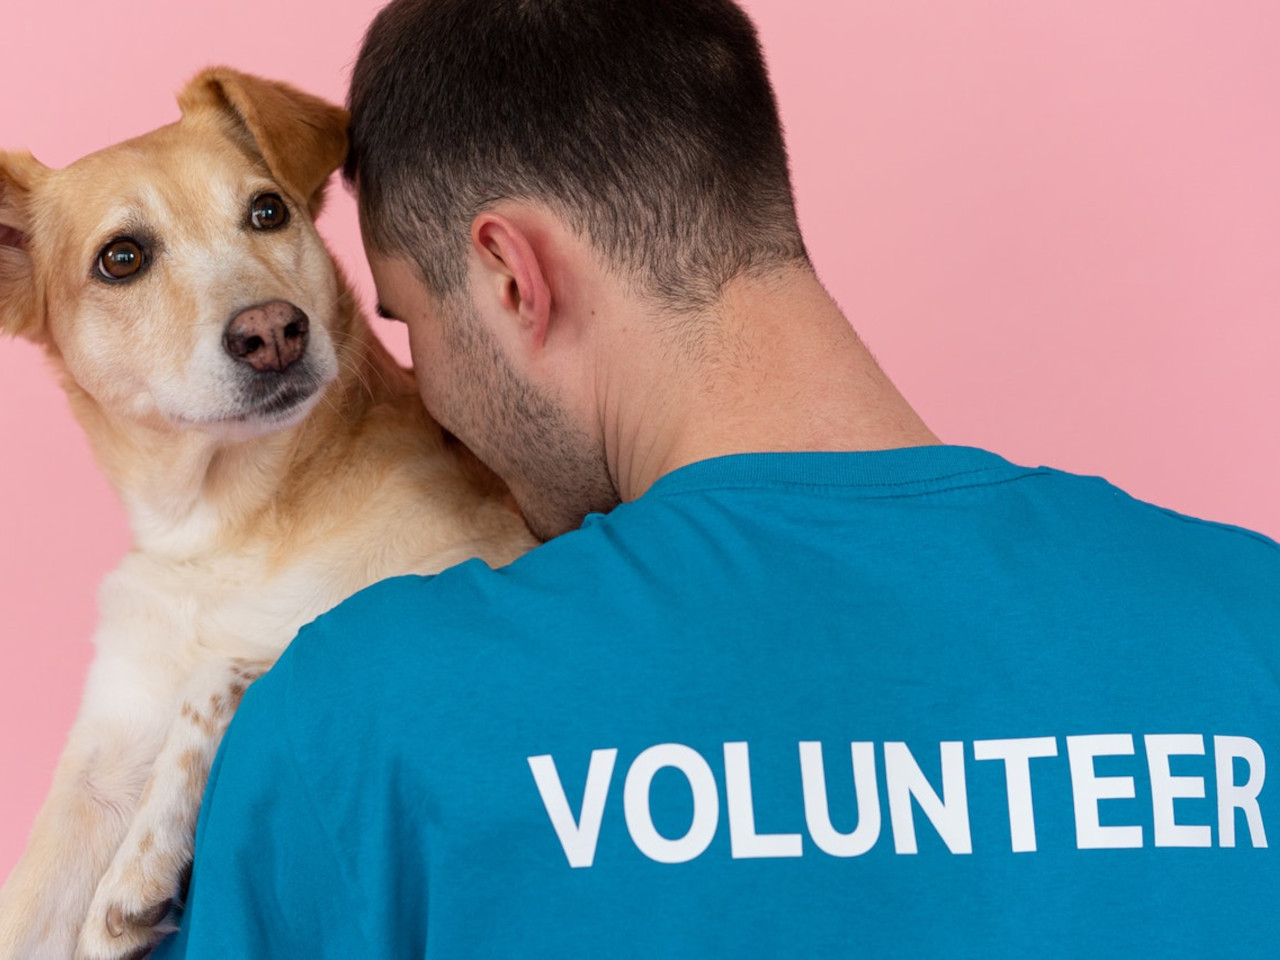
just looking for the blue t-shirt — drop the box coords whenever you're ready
[155,447,1280,958]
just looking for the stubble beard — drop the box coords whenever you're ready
[444,301,621,541]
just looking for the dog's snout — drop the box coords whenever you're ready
[224,301,310,373]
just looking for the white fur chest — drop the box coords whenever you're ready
[94,545,349,672]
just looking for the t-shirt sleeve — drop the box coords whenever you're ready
[149,654,371,959]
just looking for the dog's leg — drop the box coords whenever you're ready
[76,656,269,960]
[0,653,173,960]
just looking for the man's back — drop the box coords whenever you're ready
[162,446,1279,957]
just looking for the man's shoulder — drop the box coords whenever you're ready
[268,447,1280,711]
[316,516,619,634]
[1035,465,1280,579]
[294,448,1280,650]
[271,523,619,696]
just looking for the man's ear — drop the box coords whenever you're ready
[471,213,553,349]
[177,67,348,219]
[0,151,47,341]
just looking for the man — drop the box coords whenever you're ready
[157,0,1279,955]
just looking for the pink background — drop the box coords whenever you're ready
[1,1,1277,877]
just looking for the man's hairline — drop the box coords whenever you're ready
[355,179,663,308]
[353,172,814,329]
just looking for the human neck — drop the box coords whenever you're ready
[602,263,940,502]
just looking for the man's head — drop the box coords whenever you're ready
[347,0,809,537]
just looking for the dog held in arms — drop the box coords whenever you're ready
[0,69,536,958]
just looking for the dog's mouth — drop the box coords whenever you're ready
[170,367,328,435]
[237,379,318,422]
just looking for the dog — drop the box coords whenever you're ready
[0,68,536,959]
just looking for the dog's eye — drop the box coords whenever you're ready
[250,193,289,231]
[97,239,146,281]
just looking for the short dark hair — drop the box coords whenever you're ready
[345,0,808,311]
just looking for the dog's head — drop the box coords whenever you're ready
[0,68,349,438]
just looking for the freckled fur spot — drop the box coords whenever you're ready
[230,662,267,684]
[181,703,217,736]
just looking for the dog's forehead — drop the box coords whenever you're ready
[44,123,267,246]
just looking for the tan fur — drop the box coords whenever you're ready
[0,69,535,959]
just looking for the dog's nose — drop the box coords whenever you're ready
[224,301,310,373]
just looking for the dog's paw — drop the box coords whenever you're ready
[75,839,187,960]
[76,891,176,960]
[76,912,170,960]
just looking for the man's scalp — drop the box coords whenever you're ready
[346,0,808,312]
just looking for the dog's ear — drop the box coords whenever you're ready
[178,67,349,218]
[0,151,46,340]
